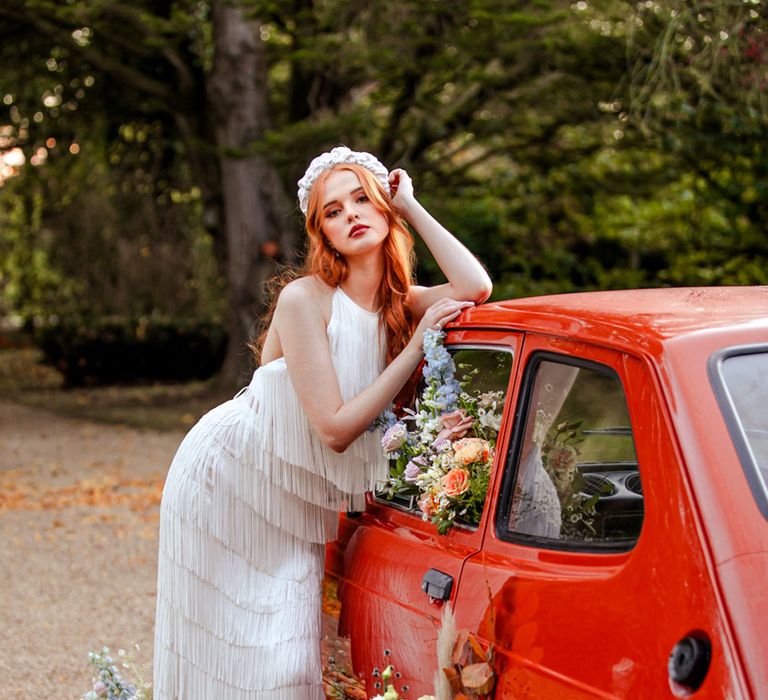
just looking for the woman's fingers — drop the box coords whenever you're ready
[409,299,474,351]
[427,299,474,329]
[389,168,413,204]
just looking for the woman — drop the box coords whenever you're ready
[153,146,491,698]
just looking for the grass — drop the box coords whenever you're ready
[0,344,233,432]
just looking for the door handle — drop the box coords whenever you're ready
[422,568,453,602]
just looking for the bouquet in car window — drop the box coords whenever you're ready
[378,329,504,534]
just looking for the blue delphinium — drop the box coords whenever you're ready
[432,378,462,412]
[420,330,460,413]
[375,329,458,430]
[370,407,398,432]
[422,328,455,383]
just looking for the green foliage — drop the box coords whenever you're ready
[0,130,224,324]
[1,0,766,347]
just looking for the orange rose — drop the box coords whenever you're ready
[418,490,440,517]
[453,438,491,466]
[441,467,470,497]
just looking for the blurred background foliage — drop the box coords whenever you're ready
[0,0,766,385]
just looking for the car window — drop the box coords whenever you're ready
[498,356,643,549]
[374,346,513,528]
[712,348,768,517]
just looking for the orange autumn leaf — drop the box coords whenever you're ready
[461,661,495,695]
[321,577,342,617]
[442,665,463,693]
[468,632,488,662]
[0,475,164,512]
[451,628,470,666]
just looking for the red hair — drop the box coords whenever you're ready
[304,163,416,365]
[253,164,417,369]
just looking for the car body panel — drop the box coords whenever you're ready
[332,287,768,698]
[337,330,523,689]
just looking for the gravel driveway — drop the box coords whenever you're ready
[0,398,355,698]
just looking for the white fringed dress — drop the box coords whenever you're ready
[153,287,387,699]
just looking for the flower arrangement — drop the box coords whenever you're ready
[81,646,151,700]
[541,418,600,538]
[378,329,504,534]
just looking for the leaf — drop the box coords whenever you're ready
[461,661,495,695]
[442,665,463,693]
[467,633,488,662]
[451,628,470,666]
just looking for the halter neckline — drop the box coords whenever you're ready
[336,286,380,317]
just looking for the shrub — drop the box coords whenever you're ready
[35,316,227,386]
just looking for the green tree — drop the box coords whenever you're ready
[3,0,765,387]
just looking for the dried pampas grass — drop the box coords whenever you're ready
[433,605,457,700]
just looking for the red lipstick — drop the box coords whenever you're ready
[349,224,368,238]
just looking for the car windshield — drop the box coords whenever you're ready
[715,349,768,517]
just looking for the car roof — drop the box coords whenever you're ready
[460,287,768,347]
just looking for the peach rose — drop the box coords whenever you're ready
[418,490,440,517]
[441,467,470,497]
[433,409,474,444]
[453,437,490,466]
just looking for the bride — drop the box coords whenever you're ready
[153,146,492,698]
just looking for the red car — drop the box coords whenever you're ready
[327,287,768,699]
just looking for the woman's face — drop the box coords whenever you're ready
[319,169,389,259]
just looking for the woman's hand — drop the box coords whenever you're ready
[407,298,474,353]
[388,168,415,214]
[389,168,492,309]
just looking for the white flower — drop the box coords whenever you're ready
[478,390,503,409]
[478,408,502,432]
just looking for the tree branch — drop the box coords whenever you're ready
[0,5,177,102]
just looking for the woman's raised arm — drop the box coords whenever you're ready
[274,280,471,452]
[389,168,492,317]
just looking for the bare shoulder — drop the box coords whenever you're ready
[275,276,334,326]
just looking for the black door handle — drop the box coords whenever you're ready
[422,568,453,601]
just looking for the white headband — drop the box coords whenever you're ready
[297,146,390,215]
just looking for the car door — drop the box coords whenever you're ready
[338,329,522,698]
[452,334,742,698]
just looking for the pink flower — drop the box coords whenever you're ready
[404,460,423,482]
[453,437,490,466]
[433,409,474,444]
[381,422,408,452]
[93,681,108,697]
[441,467,470,497]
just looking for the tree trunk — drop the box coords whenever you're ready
[208,0,293,388]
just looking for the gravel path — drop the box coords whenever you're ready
[0,398,355,698]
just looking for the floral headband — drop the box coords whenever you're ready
[297,146,390,215]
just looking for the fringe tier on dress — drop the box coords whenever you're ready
[153,287,387,699]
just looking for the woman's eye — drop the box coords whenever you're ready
[325,209,339,218]
[357,195,369,203]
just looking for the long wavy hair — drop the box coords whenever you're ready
[253,163,417,370]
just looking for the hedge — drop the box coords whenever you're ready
[35,317,228,386]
